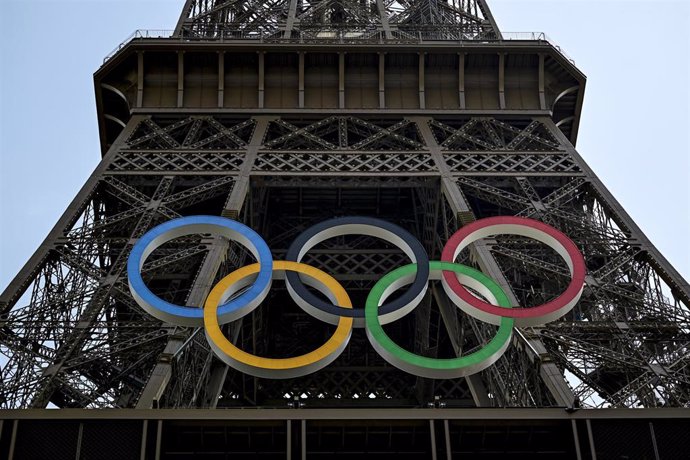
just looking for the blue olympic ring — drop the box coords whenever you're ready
[127,215,273,326]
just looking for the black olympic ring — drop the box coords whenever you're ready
[284,216,430,327]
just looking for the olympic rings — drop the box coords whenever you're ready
[127,215,273,326]
[128,214,587,379]
[285,216,430,328]
[365,261,513,379]
[441,216,586,327]
[204,261,353,379]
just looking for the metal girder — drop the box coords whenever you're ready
[3,110,690,411]
[253,151,436,174]
[416,116,577,407]
[29,176,176,408]
[135,117,271,409]
[0,116,141,315]
[174,0,501,41]
[540,117,690,307]
[4,0,689,420]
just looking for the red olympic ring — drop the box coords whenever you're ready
[441,216,586,327]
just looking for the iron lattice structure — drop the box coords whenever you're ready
[175,0,501,40]
[1,0,689,415]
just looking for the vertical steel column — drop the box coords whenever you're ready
[135,117,272,408]
[199,117,274,407]
[7,420,17,460]
[429,419,438,460]
[75,422,84,460]
[375,0,393,39]
[258,52,265,108]
[121,175,183,409]
[415,116,576,407]
[477,0,503,39]
[137,51,144,108]
[419,53,426,109]
[140,420,148,460]
[498,53,506,109]
[443,420,452,460]
[218,52,225,107]
[571,420,583,460]
[586,419,597,460]
[540,117,690,304]
[431,285,492,406]
[283,0,299,39]
[339,53,345,108]
[298,52,305,108]
[177,51,184,107]
[173,0,195,36]
[378,53,385,108]
[538,54,546,110]
[301,420,307,460]
[154,420,163,460]
[649,422,661,460]
[287,420,292,460]
[458,53,466,109]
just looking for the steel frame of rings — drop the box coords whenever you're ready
[128,214,587,379]
[127,215,273,326]
[204,261,353,379]
[285,216,430,328]
[365,261,513,379]
[441,215,587,327]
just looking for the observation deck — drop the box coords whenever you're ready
[95,29,585,153]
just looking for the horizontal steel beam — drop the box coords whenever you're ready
[130,108,554,116]
[2,407,688,421]
[99,40,581,78]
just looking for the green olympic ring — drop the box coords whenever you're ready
[365,261,514,379]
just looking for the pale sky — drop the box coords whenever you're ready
[1,0,689,295]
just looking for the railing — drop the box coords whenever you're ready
[103,29,574,65]
[104,30,174,63]
[502,32,547,41]
[502,32,575,64]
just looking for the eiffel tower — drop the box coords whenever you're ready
[1,0,689,457]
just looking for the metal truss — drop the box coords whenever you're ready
[442,121,690,407]
[2,106,689,412]
[254,151,435,174]
[430,119,562,151]
[175,0,500,41]
[126,117,255,150]
[262,117,424,151]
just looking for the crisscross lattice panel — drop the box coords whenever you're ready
[263,117,425,151]
[430,119,562,151]
[254,152,435,174]
[126,117,255,150]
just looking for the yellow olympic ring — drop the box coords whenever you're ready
[203,261,354,379]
